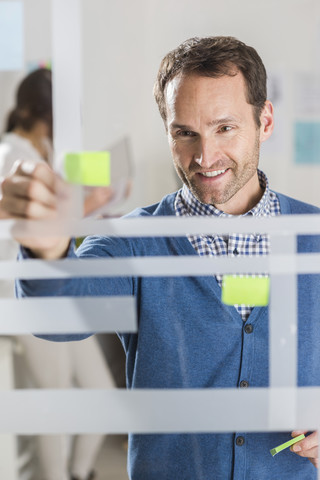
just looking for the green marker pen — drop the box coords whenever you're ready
[270,434,305,457]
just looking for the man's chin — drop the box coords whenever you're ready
[190,191,216,206]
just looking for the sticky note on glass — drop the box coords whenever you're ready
[0,1,24,71]
[63,151,111,186]
[221,275,270,306]
[270,434,305,457]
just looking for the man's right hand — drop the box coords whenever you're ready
[0,160,71,259]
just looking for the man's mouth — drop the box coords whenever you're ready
[199,169,228,178]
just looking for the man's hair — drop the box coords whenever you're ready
[153,36,267,127]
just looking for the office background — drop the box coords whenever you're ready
[1,0,320,211]
[1,1,320,479]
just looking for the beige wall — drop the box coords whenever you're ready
[1,0,320,210]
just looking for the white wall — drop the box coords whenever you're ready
[1,0,320,210]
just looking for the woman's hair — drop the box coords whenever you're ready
[153,36,267,128]
[6,68,52,136]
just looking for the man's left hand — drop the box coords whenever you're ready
[290,430,318,468]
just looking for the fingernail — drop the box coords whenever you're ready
[21,161,36,175]
[293,445,301,452]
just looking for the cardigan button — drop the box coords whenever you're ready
[240,380,249,388]
[244,324,253,334]
[236,436,245,446]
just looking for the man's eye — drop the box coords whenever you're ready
[177,130,195,137]
[219,126,232,133]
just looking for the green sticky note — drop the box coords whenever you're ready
[221,275,270,306]
[270,434,305,457]
[64,151,111,186]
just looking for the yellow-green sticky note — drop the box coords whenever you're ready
[270,434,305,457]
[221,275,270,306]
[64,151,111,186]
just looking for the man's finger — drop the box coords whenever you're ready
[291,430,308,437]
[15,160,58,194]
[295,432,318,451]
[3,175,57,208]
[1,195,57,220]
[292,444,318,457]
[291,431,318,464]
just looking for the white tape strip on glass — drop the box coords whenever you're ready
[0,387,318,434]
[0,297,136,334]
[1,214,320,239]
[51,0,82,154]
[0,253,320,279]
[269,235,297,388]
[51,0,84,217]
[269,235,297,429]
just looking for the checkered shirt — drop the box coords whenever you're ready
[174,170,281,321]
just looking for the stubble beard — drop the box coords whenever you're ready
[175,137,261,207]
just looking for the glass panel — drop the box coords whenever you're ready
[1,0,320,479]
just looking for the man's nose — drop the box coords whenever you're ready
[194,137,222,168]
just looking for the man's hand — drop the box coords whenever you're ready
[0,160,71,259]
[291,430,318,468]
[84,186,113,216]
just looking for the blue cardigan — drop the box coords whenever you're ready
[17,191,320,480]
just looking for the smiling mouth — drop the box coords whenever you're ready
[199,169,228,178]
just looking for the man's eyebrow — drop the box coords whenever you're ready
[207,116,240,127]
[169,123,193,131]
[169,117,240,131]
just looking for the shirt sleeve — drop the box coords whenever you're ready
[15,235,135,342]
[16,235,134,299]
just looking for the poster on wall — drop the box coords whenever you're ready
[294,121,320,165]
[0,1,24,71]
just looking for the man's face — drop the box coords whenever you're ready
[165,72,273,214]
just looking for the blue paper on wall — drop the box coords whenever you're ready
[0,1,23,71]
[294,121,320,165]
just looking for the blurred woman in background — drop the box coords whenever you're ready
[0,68,115,480]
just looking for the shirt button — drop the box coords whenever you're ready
[244,324,253,334]
[240,380,249,388]
[236,436,245,446]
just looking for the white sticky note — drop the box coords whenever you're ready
[0,1,24,71]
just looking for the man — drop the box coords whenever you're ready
[1,36,319,479]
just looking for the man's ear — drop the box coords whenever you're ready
[259,101,274,143]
